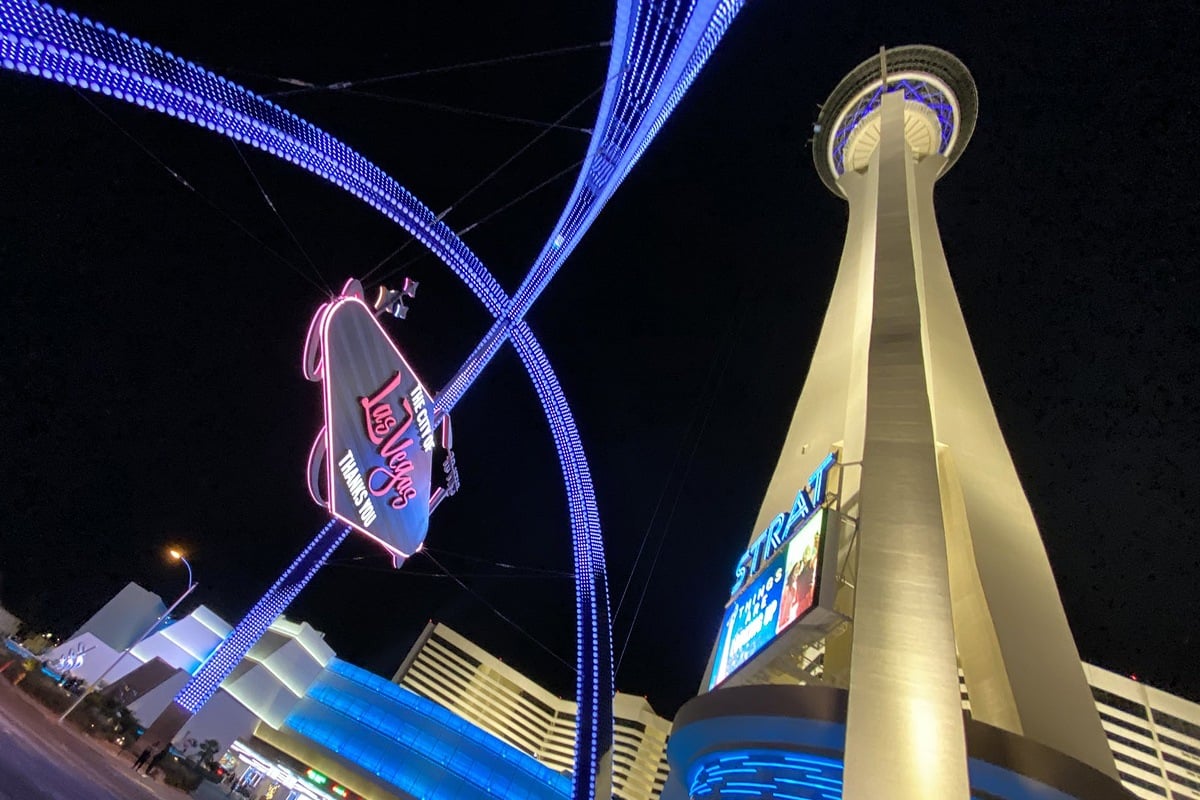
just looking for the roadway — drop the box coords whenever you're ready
[0,678,185,800]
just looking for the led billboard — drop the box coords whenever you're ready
[304,279,458,566]
[709,509,826,689]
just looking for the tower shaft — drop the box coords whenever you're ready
[748,82,1116,785]
[676,46,1125,800]
[841,89,970,799]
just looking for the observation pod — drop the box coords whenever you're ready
[663,46,1130,800]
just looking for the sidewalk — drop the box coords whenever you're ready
[0,677,189,800]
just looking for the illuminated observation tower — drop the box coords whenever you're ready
[663,46,1131,800]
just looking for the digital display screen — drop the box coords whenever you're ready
[709,509,826,689]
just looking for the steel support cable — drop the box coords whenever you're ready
[264,39,613,97]
[610,303,739,627]
[507,319,612,800]
[372,155,583,287]
[328,564,573,580]
[0,2,510,316]
[421,550,576,671]
[337,88,594,134]
[366,152,584,285]
[434,0,750,418]
[70,88,328,297]
[431,79,609,228]
[331,548,572,577]
[422,546,574,577]
[360,78,609,286]
[614,295,741,676]
[230,140,333,296]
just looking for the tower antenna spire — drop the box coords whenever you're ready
[879,45,888,87]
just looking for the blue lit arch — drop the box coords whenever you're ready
[0,1,748,796]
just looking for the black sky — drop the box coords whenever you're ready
[1,0,1197,719]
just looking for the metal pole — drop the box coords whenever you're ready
[58,580,197,724]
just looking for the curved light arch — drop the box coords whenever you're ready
[0,2,612,793]
[437,0,748,413]
[1,1,750,796]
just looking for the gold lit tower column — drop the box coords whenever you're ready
[811,47,1118,792]
[665,46,1124,800]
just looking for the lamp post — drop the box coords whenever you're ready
[58,548,198,724]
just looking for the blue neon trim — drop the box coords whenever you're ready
[174,520,349,713]
[831,78,956,176]
[688,748,845,799]
[286,659,572,798]
[1,4,751,796]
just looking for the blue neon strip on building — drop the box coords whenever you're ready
[435,0,749,414]
[286,659,571,800]
[688,749,844,800]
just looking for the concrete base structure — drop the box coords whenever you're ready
[664,685,1131,800]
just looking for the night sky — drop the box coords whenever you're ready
[1,0,1197,720]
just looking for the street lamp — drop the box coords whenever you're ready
[58,547,199,724]
[169,549,193,589]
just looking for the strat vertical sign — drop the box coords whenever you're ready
[709,453,837,689]
[304,279,458,566]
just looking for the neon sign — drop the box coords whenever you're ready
[304,279,458,565]
[730,453,836,595]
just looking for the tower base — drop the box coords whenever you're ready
[662,685,1131,800]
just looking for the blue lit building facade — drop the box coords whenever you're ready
[44,585,578,800]
[251,659,572,800]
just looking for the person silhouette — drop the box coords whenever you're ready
[132,743,156,771]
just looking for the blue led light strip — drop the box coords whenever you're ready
[294,659,573,798]
[688,749,845,800]
[435,0,749,415]
[1,2,749,795]
[509,321,613,799]
[174,520,350,713]
[0,0,507,317]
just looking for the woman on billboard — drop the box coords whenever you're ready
[777,532,819,631]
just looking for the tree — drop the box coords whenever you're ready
[197,739,220,769]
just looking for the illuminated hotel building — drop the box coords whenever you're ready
[663,46,1133,800]
[1080,665,1200,800]
[393,622,671,800]
[43,586,668,800]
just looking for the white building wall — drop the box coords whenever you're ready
[69,582,165,651]
[394,622,671,800]
[42,631,122,684]
[176,688,260,755]
[127,669,190,725]
[1082,664,1200,800]
[0,605,22,638]
[959,661,1200,799]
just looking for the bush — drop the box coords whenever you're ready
[13,666,74,714]
[156,755,205,792]
[10,663,142,744]
[74,691,142,743]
